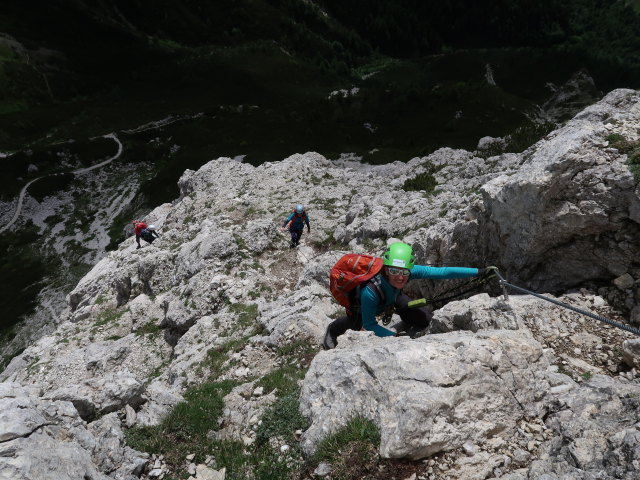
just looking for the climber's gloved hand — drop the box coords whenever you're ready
[478,266,499,278]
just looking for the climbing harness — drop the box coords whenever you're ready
[379,305,395,325]
[492,269,640,337]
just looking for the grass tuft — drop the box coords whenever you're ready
[257,364,306,397]
[135,321,162,336]
[311,416,381,480]
[229,303,259,329]
[255,393,310,447]
[94,308,125,327]
[126,380,239,468]
[127,382,309,479]
[606,133,640,182]
[197,337,248,381]
[403,170,437,194]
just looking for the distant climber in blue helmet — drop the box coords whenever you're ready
[281,204,310,248]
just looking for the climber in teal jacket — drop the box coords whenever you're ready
[281,204,310,248]
[324,242,492,349]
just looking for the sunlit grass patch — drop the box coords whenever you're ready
[94,308,125,327]
[127,381,309,479]
[256,364,306,397]
[126,380,239,467]
[311,417,381,480]
[255,393,310,447]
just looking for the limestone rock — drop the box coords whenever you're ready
[300,330,550,459]
[2,89,640,479]
[0,382,146,480]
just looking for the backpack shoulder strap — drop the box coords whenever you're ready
[367,274,385,303]
[348,273,385,317]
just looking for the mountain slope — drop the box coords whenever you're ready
[0,88,639,479]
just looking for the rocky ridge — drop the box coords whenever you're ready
[1,89,640,479]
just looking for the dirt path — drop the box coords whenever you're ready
[0,133,122,234]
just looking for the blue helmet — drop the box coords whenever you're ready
[295,204,305,214]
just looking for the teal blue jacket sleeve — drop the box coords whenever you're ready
[359,285,395,337]
[410,265,479,280]
[282,213,294,228]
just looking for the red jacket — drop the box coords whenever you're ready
[133,222,147,235]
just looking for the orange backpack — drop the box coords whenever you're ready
[329,254,384,313]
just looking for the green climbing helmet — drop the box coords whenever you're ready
[382,242,415,270]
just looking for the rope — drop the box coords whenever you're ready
[297,246,312,263]
[426,276,492,309]
[494,271,640,337]
[276,226,315,263]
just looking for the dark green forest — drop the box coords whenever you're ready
[316,0,640,87]
[1,0,639,110]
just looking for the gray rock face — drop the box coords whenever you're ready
[1,89,640,479]
[300,330,550,459]
[0,382,146,480]
[540,69,603,123]
[527,374,640,480]
[479,89,640,294]
[622,338,640,368]
[429,293,519,333]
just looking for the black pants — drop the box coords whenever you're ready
[289,228,303,246]
[326,293,433,340]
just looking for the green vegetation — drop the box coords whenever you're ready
[257,364,306,397]
[94,308,125,327]
[311,232,348,253]
[255,393,310,446]
[0,222,46,335]
[504,122,557,153]
[196,338,247,381]
[233,234,247,251]
[311,416,381,480]
[276,338,320,358]
[3,0,640,370]
[127,379,310,479]
[606,133,640,182]
[360,238,375,251]
[148,361,168,380]
[320,0,640,91]
[126,381,239,469]
[476,121,557,158]
[135,321,162,337]
[93,294,108,305]
[229,303,259,331]
[606,133,626,144]
[403,170,437,194]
